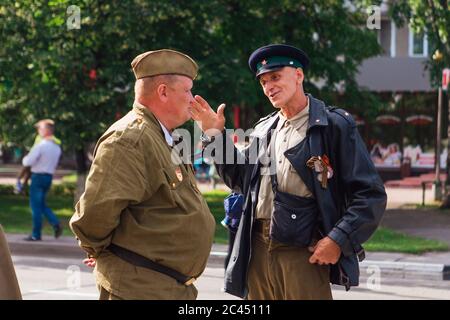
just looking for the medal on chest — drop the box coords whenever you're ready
[306,155,333,189]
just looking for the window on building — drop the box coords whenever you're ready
[409,27,428,57]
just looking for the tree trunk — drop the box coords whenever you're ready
[74,146,87,205]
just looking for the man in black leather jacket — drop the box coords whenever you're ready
[190,44,387,299]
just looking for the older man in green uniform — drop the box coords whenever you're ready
[191,44,386,300]
[70,49,216,300]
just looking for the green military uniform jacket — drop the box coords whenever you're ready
[70,102,216,299]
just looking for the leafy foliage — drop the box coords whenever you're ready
[0,0,381,171]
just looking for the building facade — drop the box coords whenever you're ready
[354,8,441,180]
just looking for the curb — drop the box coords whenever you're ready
[9,241,85,258]
[6,234,85,258]
[208,251,450,281]
[359,260,450,281]
[7,236,450,281]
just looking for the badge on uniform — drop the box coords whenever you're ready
[306,155,333,189]
[175,166,183,182]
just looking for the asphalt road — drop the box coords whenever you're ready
[12,253,450,300]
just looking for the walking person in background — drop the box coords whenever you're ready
[15,119,61,195]
[22,119,62,241]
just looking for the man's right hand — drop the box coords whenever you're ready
[190,95,226,136]
[83,257,96,268]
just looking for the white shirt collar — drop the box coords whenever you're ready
[157,120,173,147]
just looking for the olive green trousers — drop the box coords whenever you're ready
[247,221,333,300]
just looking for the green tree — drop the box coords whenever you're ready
[195,0,383,127]
[1,0,382,195]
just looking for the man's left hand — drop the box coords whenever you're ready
[308,236,341,265]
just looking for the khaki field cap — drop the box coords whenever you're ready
[131,49,198,80]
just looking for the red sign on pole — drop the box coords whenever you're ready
[443,68,450,91]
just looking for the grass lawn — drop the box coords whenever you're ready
[0,194,75,236]
[202,190,230,244]
[0,191,448,254]
[206,191,449,253]
[364,227,449,253]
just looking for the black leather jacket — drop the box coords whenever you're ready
[212,94,387,298]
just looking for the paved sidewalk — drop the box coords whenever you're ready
[5,233,450,281]
[7,233,450,266]
[209,244,450,280]
[2,183,450,281]
[385,187,437,209]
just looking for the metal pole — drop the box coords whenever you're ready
[434,87,443,200]
[447,90,450,185]
[422,181,426,206]
[445,90,450,205]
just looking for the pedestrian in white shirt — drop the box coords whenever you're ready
[22,119,62,241]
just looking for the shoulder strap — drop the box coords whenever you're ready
[268,128,279,193]
[253,111,278,127]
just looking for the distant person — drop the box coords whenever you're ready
[383,143,401,166]
[15,119,61,195]
[370,143,386,165]
[193,141,210,179]
[22,119,62,241]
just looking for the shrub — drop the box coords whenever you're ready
[0,184,15,195]
[49,182,76,197]
[0,182,76,197]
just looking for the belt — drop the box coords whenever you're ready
[107,244,196,286]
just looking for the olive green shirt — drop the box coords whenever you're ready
[256,100,313,220]
[70,102,215,298]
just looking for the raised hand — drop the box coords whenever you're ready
[190,95,226,136]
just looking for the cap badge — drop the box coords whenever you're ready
[261,59,267,65]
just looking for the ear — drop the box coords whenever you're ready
[296,68,304,85]
[157,83,169,102]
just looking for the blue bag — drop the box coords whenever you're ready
[221,192,244,231]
